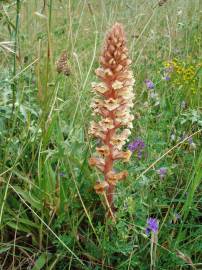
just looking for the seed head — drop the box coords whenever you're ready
[56,51,70,76]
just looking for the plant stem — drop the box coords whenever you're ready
[12,0,20,114]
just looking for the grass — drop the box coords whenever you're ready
[0,0,202,269]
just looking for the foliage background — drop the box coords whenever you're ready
[0,0,201,269]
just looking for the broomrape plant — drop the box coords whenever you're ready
[88,23,135,217]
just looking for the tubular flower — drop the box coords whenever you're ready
[88,23,135,217]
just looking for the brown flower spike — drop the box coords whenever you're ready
[89,23,135,217]
[56,51,70,76]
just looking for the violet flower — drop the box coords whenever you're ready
[128,139,145,159]
[188,137,193,144]
[188,137,196,150]
[146,218,159,235]
[145,79,154,89]
[157,167,167,179]
[164,75,170,81]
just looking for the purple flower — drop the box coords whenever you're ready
[146,218,159,235]
[188,137,193,144]
[128,139,145,152]
[128,139,145,159]
[164,75,170,81]
[157,167,167,179]
[186,137,196,150]
[145,79,154,89]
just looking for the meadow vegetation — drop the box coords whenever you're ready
[0,0,202,269]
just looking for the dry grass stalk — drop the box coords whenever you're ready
[89,23,135,218]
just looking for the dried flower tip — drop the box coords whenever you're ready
[112,150,131,162]
[111,129,131,149]
[99,118,115,130]
[116,114,134,127]
[88,122,107,139]
[92,82,109,95]
[124,78,135,87]
[90,98,104,109]
[94,181,109,194]
[111,140,125,150]
[115,64,123,72]
[117,70,133,80]
[104,68,113,77]
[117,90,135,100]
[56,51,70,76]
[96,145,110,157]
[104,98,120,111]
[112,80,124,90]
[88,157,105,172]
[107,170,128,185]
[95,67,105,78]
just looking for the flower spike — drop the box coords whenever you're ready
[89,23,135,218]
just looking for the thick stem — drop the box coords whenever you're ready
[103,103,116,216]
[104,146,114,214]
[106,184,115,218]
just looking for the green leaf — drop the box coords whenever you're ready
[32,252,52,270]
[0,246,10,254]
[13,186,42,211]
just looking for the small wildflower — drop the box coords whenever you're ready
[164,75,170,81]
[146,218,158,235]
[128,139,145,159]
[157,167,167,179]
[188,137,193,144]
[145,79,154,89]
